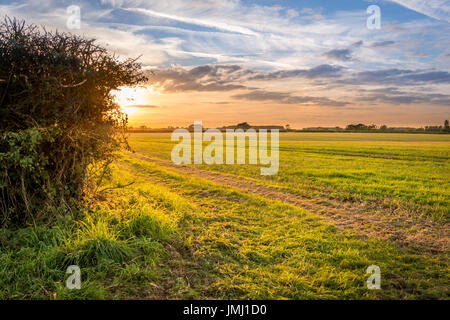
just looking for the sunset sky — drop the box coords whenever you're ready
[1,0,449,128]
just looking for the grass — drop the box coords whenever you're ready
[115,156,449,299]
[0,133,448,299]
[129,132,450,222]
[0,168,185,299]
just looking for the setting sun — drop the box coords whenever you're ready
[121,105,141,116]
[112,86,153,116]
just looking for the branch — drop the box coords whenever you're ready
[60,79,87,88]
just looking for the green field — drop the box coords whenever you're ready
[1,133,449,299]
[130,133,450,221]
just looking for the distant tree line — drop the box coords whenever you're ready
[301,120,450,133]
[128,120,450,134]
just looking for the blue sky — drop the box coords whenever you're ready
[1,0,449,127]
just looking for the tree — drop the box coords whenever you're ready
[445,120,449,131]
[0,18,147,226]
[346,123,369,131]
[237,122,251,129]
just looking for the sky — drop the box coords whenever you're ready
[1,0,449,128]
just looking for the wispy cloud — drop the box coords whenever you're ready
[232,90,350,107]
[323,49,353,62]
[357,87,450,105]
[371,41,396,48]
[148,65,249,92]
[1,0,449,126]
[125,7,260,36]
[248,64,344,80]
[389,0,450,23]
[346,69,450,85]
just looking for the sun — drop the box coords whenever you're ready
[121,105,141,116]
[111,86,152,116]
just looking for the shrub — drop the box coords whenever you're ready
[0,17,147,226]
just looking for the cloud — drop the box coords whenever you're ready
[371,41,396,47]
[406,52,429,57]
[148,63,450,103]
[286,9,299,18]
[300,8,325,20]
[1,0,448,124]
[125,7,259,37]
[248,64,344,81]
[232,90,349,107]
[210,101,231,104]
[323,49,353,61]
[358,87,450,105]
[2,0,447,72]
[148,63,348,92]
[346,69,450,85]
[148,65,249,92]
[389,0,450,23]
[403,71,450,83]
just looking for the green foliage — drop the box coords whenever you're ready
[0,180,180,299]
[0,17,147,226]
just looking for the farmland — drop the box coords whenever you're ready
[1,133,448,299]
[129,133,450,222]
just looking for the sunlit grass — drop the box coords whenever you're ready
[1,132,448,299]
[128,132,450,221]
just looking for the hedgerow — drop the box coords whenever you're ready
[0,17,147,226]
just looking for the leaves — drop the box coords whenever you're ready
[0,17,147,226]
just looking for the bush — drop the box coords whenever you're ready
[0,17,147,226]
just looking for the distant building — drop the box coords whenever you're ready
[220,124,284,130]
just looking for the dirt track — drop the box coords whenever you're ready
[127,152,449,254]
